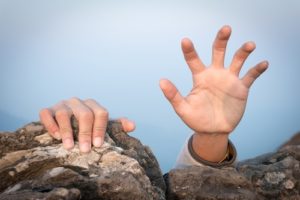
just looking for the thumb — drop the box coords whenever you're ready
[118,117,136,133]
[159,79,185,109]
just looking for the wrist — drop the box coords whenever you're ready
[192,132,229,163]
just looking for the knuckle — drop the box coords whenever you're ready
[235,51,246,61]
[69,97,81,104]
[243,42,256,52]
[55,109,69,119]
[53,101,65,109]
[249,68,259,78]
[80,111,94,121]
[222,125,234,133]
[58,100,67,107]
[94,126,106,133]
[226,127,234,133]
[60,127,72,134]
[39,108,50,117]
[79,130,92,137]
[84,98,96,104]
[95,110,108,119]
[214,45,225,52]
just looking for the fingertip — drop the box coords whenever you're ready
[127,120,136,132]
[259,60,269,72]
[124,121,136,132]
[53,131,62,140]
[241,60,269,88]
[222,25,232,31]
[244,41,256,52]
[181,38,194,53]
[219,25,232,39]
[159,79,169,90]
[93,136,103,147]
[181,37,192,45]
[63,138,74,150]
[48,131,60,140]
[263,60,269,67]
[159,79,175,98]
[80,142,91,153]
[120,118,136,132]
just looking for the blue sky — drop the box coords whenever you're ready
[0,0,299,172]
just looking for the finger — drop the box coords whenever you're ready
[84,99,109,147]
[181,38,205,75]
[212,25,232,68]
[54,104,74,150]
[241,61,269,88]
[229,41,256,76]
[159,79,186,112]
[118,117,136,133]
[67,97,94,153]
[39,108,60,139]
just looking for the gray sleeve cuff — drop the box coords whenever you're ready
[187,134,237,168]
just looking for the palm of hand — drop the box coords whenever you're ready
[160,26,268,134]
[183,68,248,133]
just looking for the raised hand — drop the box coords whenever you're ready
[160,26,268,162]
[39,98,135,153]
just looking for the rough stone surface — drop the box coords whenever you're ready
[1,120,299,200]
[0,118,165,200]
[165,133,300,200]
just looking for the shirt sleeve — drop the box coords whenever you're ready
[174,134,237,169]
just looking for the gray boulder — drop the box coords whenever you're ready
[0,118,166,200]
[165,133,300,200]
[0,118,299,200]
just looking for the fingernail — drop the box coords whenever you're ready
[93,137,103,147]
[264,61,269,66]
[128,121,136,132]
[63,138,74,150]
[54,132,61,140]
[80,142,91,153]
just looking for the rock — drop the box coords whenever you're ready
[279,132,300,149]
[236,145,300,199]
[165,137,300,200]
[1,118,299,200]
[0,187,81,200]
[0,117,166,200]
[165,166,256,200]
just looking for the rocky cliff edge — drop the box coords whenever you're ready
[0,119,299,200]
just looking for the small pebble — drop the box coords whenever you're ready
[8,171,15,177]
[283,180,295,189]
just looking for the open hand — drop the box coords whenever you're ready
[160,25,268,135]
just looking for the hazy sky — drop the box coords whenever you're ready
[0,0,299,172]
